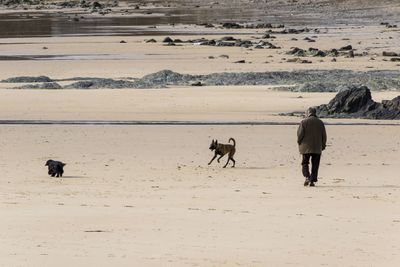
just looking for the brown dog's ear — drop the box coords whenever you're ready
[62,163,66,166]
[215,140,218,145]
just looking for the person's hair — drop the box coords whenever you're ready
[307,107,317,116]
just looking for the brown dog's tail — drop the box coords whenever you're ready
[229,138,236,147]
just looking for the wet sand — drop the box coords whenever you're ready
[1,24,400,82]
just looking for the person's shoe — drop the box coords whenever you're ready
[310,182,315,187]
[304,178,310,186]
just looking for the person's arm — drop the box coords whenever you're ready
[322,123,327,150]
[297,121,305,145]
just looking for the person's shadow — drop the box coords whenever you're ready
[318,185,400,189]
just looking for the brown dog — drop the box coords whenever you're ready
[208,138,236,168]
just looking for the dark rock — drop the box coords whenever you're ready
[59,1,78,8]
[65,79,137,89]
[317,86,377,116]
[221,36,236,41]
[163,37,174,43]
[17,82,62,89]
[145,39,157,43]
[287,47,306,57]
[197,23,214,28]
[191,81,203,86]
[222,22,242,29]
[347,50,355,58]
[304,37,315,42]
[79,0,90,8]
[92,1,103,9]
[340,45,353,51]
[383,51,398,57]
[316,86,400,119]
[215,41,235,47]
[298,82,337,92]
[8,69,400,91]
[328,49,339,57]
[381,22,398,28]
[286,28,308,34]
[2,76,52,83]
[391,58,400,62]
[313,50,326,57]
[120,40,126,43]
[234,60,246,63]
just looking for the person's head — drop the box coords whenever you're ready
[306,107,317,117]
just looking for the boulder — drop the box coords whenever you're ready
[316,86,400,119]
[339,45,353,51]
[163,37,174,43]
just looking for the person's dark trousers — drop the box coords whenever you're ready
[302,153,321,182]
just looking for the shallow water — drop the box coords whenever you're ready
[0,0,398,38]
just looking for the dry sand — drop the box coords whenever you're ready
[0,122,399,266]
[0,89,400,266]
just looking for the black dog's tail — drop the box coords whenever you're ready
[229,138,236,147]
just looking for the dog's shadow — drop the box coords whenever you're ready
[232,166,270,170]
[58,175,88,179]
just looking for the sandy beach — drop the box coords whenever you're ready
[1,89,400,266]
[1,121,400,266]
[1,0,400,266]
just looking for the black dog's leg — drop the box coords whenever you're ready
[217,154,224,163]
[56,173,60,177]
[208,154,217,165]
[51,173,56,177]
[230,157,236,168]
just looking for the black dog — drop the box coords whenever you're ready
[208,138,236,168]
[45,160,66,177]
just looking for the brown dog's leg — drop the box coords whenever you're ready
[223,157,230,168]
[208,154,217,165]
[217,154,224,163]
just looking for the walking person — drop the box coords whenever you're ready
[297,107,327,187]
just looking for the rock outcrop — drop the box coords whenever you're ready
[316,86,400,119]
